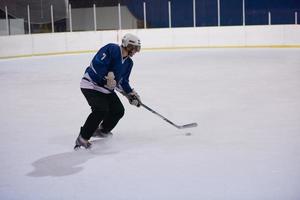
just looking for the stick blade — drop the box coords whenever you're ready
[178,122,198,129]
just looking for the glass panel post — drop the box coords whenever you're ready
[69,4,72,32]
[5,6,9,35]
[118,3,122,30]
[143,2,147,28]
[51,5,54,33]
[27,5,31,34]
[217,0,220,26]
[93,4,97,31]
[193,0,196,27]
[242,0,245,25]
[168,1,172,28]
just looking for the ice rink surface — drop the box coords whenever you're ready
[0,48,300,200]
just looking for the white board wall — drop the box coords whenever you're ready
[0,25,300,58]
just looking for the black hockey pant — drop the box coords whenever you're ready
[80,88,125,140]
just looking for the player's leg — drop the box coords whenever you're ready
[100,93,125,134]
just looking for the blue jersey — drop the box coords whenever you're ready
[82,43,133,94]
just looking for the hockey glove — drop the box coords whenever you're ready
[127,90,141,107]
[104,72,116,90]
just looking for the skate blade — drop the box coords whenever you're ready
[74,144,92,150]
[74,145,81,150]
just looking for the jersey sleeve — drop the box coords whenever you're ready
[109,46,123,83]
[86,44,121,86]
[118,59,133,94]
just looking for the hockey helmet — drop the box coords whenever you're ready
[121,33,141,52]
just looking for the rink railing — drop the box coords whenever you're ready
[0,25,300,59]
[0,2,299,35]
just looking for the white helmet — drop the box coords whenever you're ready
[121,33,141,52]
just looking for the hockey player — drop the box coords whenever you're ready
[74,33,142,149]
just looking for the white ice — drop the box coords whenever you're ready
[0,48,300,200]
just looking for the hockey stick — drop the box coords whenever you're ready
[140,103,198,129]
[117,89,197,129]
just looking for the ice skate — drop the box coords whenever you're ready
[74,134,92,150]
[92,125,113,138]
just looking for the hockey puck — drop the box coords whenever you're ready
[185,132,192,136]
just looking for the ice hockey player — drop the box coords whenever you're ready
[74,33,142,149]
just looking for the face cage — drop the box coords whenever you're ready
[127,44,141,53]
